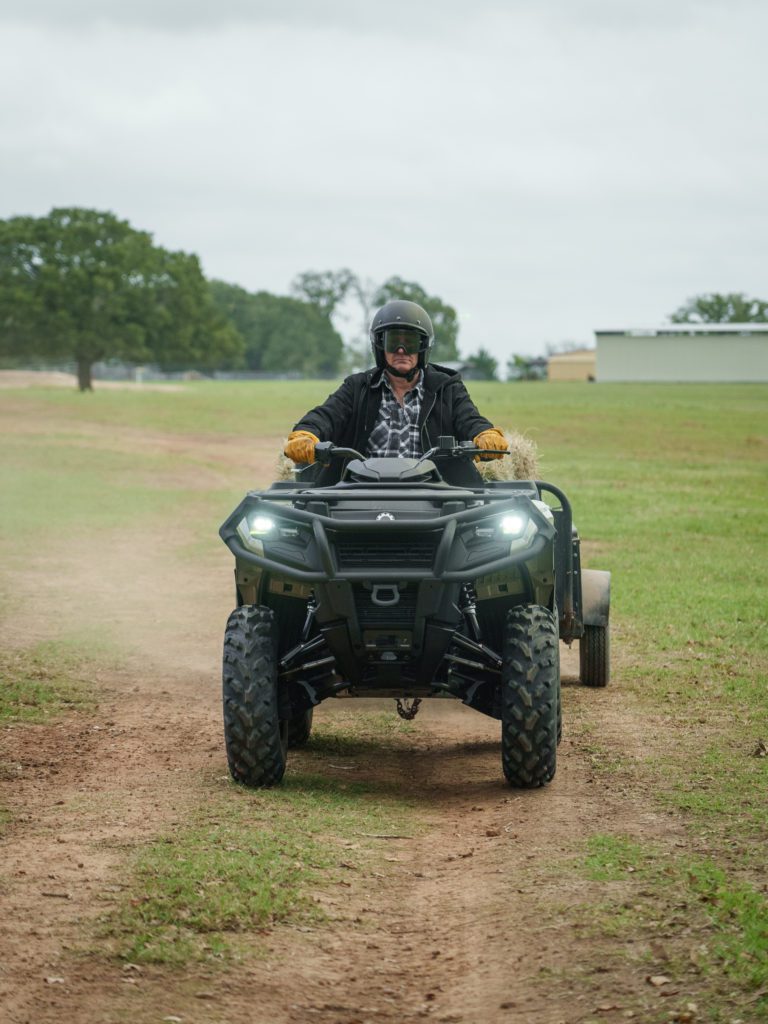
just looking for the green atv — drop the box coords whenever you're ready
[219,437,610,788]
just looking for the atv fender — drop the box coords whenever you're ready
[581,569,610,627]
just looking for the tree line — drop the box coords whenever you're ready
[0,208,468,390]
[1,207,765,390]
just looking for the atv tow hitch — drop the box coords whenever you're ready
[396,698,422,721]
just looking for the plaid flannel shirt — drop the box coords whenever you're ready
[366,372,425,458]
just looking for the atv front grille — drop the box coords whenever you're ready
[354,585,418,627]
[334,532,438,570]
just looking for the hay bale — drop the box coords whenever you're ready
[476,430,539,481]
[275,451,297,481]
[276,430,538,483]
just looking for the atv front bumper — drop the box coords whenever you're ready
[220,486,555,584]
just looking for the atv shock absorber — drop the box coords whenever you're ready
[300,595,317,642]
[461,583,482,641]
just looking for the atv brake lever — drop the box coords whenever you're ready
[315,442,365,466]
[414,446,440,467]
[413,444,471,466]
[422,442,509,460]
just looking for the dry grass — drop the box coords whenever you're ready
[476,429,539,481]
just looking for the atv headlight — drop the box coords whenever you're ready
[249,515,275,537]
[500,513,527,537]
[236,514,274,555]
[502,513,539,554]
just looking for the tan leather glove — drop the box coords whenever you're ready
[473,428,508,462]
[284,430,320,464]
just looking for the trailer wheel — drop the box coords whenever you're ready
[223,605,287,787]
[501,605,559,787]
[580,623,610,687]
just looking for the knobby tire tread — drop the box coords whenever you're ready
[222,605,287,787]
[501,605,559,787]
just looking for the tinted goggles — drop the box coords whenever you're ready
[382,328,427,355]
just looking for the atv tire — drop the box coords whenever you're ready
[580,623,610,688]
[501,605,559,787]
[223,605,287,787]
[287,708,314,749]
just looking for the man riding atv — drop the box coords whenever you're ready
[218,298,611,792]
[284,299,509,484]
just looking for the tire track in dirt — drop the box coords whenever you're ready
[261,676,677,1024]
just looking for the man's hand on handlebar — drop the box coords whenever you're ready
[284,430,320,464]
[472,428,509,462]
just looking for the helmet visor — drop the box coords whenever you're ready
[382,328,427,355]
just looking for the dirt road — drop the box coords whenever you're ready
[0,449,682,1024]
[2,670,667,1024]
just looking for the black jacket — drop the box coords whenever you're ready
[293,363,494,485]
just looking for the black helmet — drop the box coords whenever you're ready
[370,299,434,378]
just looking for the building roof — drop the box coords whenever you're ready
[596,323,768,337]
[548,348,595,361]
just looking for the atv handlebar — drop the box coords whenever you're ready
[314,441,365,465]
[314,435,510,467]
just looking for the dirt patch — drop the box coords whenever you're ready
[0,370,184,392]
[0,680,682,1024]
[0,393,284,492]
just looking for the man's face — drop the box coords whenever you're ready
[382,328,423,376]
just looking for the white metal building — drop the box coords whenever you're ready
[595,324,768,382]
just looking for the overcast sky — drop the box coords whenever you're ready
[2,0,767,360]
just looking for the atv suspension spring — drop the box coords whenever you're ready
[300,596,317,642]
[396,698,422,721]
[461,583,482,641]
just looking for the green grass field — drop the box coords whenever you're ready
[2,378,766,775]
[4,379,765,668]
[1,378,766,1012]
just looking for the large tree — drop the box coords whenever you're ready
[0,207,242,390]
[291,268,377,370]
[373,276,460,361]
[670,292,768,324]
[210,280,343,377]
